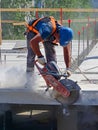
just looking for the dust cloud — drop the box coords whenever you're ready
[0,65,27,88]
[0,65,56,101]
[0,65,46,93]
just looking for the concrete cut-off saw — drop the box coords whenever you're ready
[35,60,81,105]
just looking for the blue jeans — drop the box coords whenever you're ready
[26,31,57,70]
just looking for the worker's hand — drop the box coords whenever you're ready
[38,56,46,65]
[66,68,72,77]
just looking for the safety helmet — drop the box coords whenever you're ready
[59,27,73,47]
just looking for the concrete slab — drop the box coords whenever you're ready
[71,43,98,105]
[0,40,98,106]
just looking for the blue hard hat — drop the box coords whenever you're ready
[59,27,73,47]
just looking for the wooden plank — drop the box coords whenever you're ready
[0,8,98,12]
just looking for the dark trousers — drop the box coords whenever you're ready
[26,31,57,70]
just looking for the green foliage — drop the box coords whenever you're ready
[1,0,91,39]
[45,0,91,8]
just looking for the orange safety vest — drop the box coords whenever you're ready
[26,16,57,35]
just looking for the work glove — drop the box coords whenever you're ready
[66,68,72,77]
[38,56,46,65]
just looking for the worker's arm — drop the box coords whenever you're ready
[30,33,46,65]
[30,33,43,57]
[63,43,71,76]
[63,43,71,68]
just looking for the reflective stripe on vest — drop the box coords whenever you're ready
[49,16,56,34]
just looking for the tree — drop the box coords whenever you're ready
[1,0,32,39]
[45,0,91,8]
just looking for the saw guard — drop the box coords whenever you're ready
[35,61,70,97]
[43,74,70,97]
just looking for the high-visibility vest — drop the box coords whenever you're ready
[26,16,57,35]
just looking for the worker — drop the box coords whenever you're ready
[25,16,73,76]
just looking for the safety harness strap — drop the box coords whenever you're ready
[49,16,56,34]
[26,16,57,35]
[26,18,42,34]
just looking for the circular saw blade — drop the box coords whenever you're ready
[52,79,80,105]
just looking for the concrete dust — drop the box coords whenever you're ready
[24,71,40,91]
[0,65,27,88]
[0,65,55,100]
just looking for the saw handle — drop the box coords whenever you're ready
[35,60,69,79]
[61,73,69,78]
